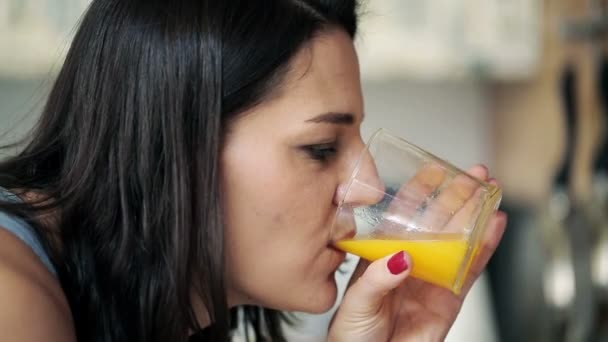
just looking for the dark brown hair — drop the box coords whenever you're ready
[0,0,359,341]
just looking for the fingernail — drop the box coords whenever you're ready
[387,251,408,275]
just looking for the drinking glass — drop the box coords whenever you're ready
[332,129,502,294]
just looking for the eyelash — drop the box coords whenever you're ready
[302,143,338,163]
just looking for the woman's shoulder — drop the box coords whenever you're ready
[0,227,75,341]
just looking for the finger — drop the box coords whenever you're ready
[442,186,484,234]
[420,164,489,228]
[391,163,447,215]
[379,163,446,234]
[400,163,447,198]
[426,165,487,219]
[460,209,507,297]
[443,172,497,233]
[340,251,413,315]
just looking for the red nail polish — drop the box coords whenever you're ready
[387,251,408,275]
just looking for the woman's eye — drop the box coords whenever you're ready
[302,143,338,163]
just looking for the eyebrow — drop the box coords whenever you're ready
[305,112,361,125]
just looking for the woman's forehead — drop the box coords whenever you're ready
[236,30,364,128]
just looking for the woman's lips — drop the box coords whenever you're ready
[341,229,356,240]
[332,229,356,243]
[328,229,356,253]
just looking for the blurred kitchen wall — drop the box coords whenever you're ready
[0,79,47,149]
[0,0,87,149]
[361,79,492,167]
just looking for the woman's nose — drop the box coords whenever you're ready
[335,147,385,207]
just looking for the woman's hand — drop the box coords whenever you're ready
[328,166,507,342]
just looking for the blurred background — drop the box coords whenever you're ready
[1,0,607,341]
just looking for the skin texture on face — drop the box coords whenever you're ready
[221,29,368,313]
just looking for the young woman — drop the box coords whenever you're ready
[0,1,507,341]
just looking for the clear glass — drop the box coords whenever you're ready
[332,129,502,294]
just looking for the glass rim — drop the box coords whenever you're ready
[338,128,500,208]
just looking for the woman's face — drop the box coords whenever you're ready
[221,29,368,312]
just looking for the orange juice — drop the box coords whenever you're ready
[335,235,470,293]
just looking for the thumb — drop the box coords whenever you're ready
[342,251,413,314]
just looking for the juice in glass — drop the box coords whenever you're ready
[335,232,473,293]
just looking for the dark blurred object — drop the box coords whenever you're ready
[488,62,598,342]
[561,0,608,43]
[587,50,608,342]
[559,62,597,342]
[561,16,608,42]
[487,202,557,341]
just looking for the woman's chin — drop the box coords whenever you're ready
[298,278,339,314]
[244,276,339,313]
[305,301,336,314]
